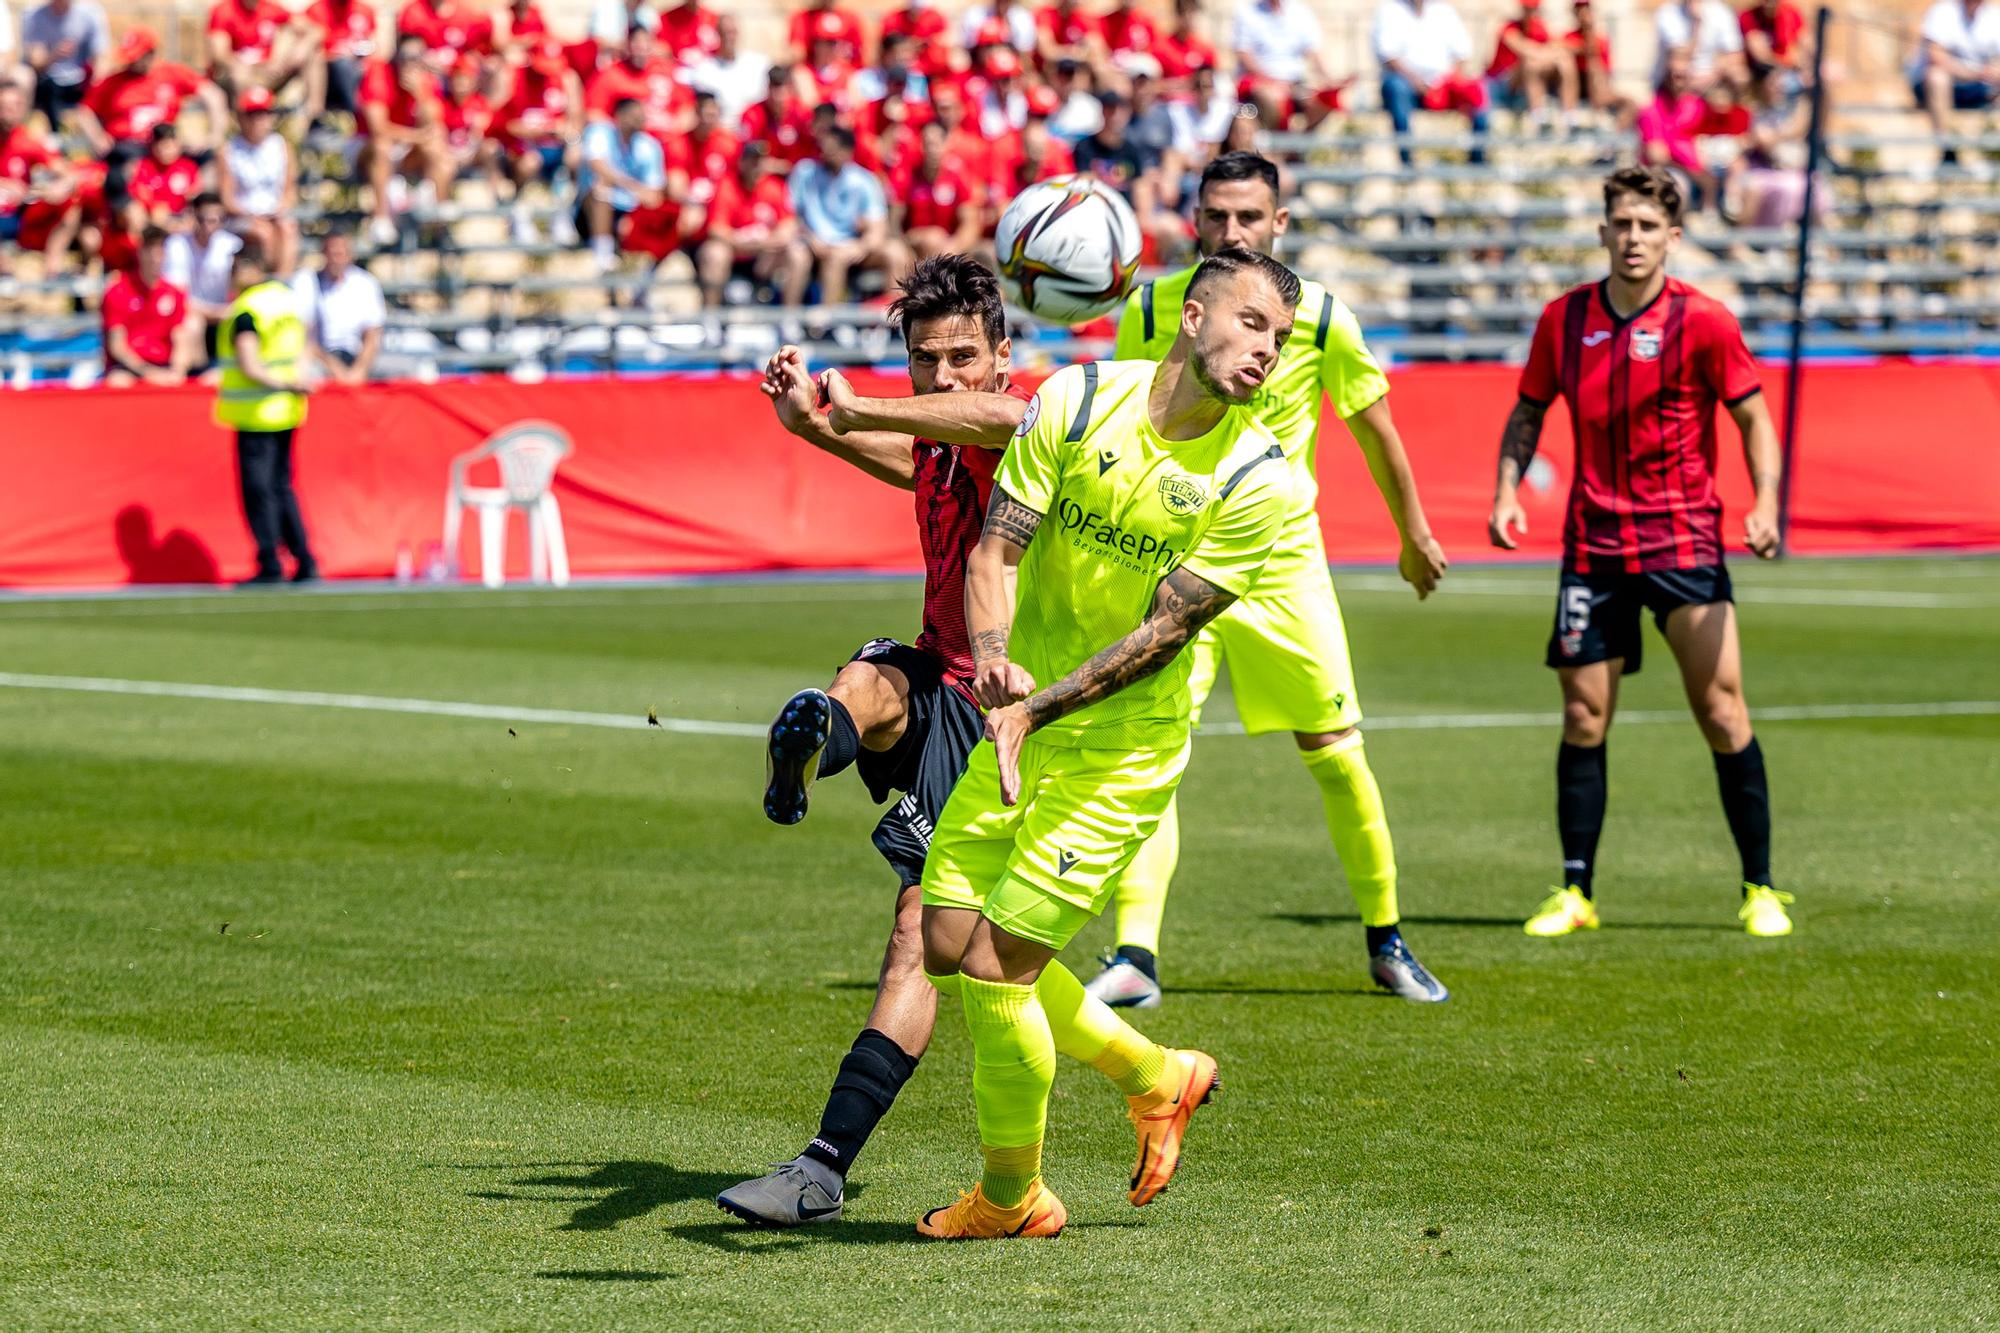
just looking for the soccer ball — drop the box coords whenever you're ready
[994,175,1143,325]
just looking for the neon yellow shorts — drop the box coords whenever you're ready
[920,735,1191,950]
[1188,521,1363,736]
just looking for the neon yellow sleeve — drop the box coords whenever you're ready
[991,364,1079,515]
[1177,439,1293,598]
[1112,289,1147,360]
[1317,294,1391,422]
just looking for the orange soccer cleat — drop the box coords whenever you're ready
[1127,1048,1221,1206]
[916,1181,1068,1240]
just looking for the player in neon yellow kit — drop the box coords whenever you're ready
[914,248,1296,1238]
[1092,151,1453,1006]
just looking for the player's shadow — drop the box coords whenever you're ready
[1269,912,1736,933]
[665,1216,1142,1253]
[459,1160,753,1232]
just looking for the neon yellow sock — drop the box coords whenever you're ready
[1110,793,1178,954]
[958,975,1053,1208]
[1301,733,1400,928]
[926,970,962,999]
[1036,961,1166,1097]
[979,1142,1041,1210]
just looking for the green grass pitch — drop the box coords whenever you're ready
[2,557,1995,1329]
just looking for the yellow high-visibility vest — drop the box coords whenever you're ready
[215,279,308,432]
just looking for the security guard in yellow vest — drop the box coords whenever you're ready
[217,245,319,585]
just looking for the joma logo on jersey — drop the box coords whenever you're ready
[1157,476,1206,515]
[1055,497,1181,572]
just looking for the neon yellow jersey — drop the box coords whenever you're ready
[1114,268,1388,523]
[994,360,1292,751]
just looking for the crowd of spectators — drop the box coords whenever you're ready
[0,0,1992,381]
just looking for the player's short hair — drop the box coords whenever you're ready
[1603,164,1684,227]
[192,191,223,213]
[1188,245,1301,310]
[1199,151,1281,203]
[820,123,856,151]
[140,224,170,247]
[150,121,179,141]
[888,254,1007,352]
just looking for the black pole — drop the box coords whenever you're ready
[1778,5,1834,557]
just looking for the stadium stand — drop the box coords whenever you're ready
[0,0,1995,385]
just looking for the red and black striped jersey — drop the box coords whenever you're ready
[911,382,1033,685]
[1521,277,1763,574]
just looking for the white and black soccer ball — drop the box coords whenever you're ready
[994,174,1143,326]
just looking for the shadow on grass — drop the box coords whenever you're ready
[1269,912,1737,933]
[667,1216,1143,1252]
[536,1269,676,1282]
[1171,984,1381,997]
[458,1160,756,1231]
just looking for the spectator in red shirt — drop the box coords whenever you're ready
[928,80,993,190]
[1036,0,1102,72]
[894,117,983,259]
[81,28,228,157]
[880,2,952,76]
[691,140,809,306]
[1639,52,1748,210]
[207,0,317,100]
[129,123,204,225]
[854,32,934,124]
[303,0,381,123]
[398,0,492,69]
[102,225,195,386]
[788,0,864,65]
[586,25,690,138]
[1001,101,1076,193]
[739,63,816,167]
[1099,0,1162,72]
[0,81,82,277]
[1486,0,1578,125]
[656,0,720,61]
[800,30,861,110]
[1739,0,1807,80]
[1156,0,1218,81]
[1564,0,1622,116]
[499,0,549,53]
[358,34,452,243]
[440,53,494,169]
[494,36,582,242]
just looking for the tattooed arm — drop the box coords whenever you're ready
[965,486,1044,710]
[984,566,1239,805]
[1488,396,1549,550]
[821,366,1030,447]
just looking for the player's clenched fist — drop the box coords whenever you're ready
[1744,502,1780,560]
[971,659,1035,711]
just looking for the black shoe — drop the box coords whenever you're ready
[763,688,832,826]
[236,570,285,587]
[290,566,320,584]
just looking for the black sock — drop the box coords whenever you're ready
[800,1028,919,1179]
[1365,924,1401,953]
[818,696,861,779]
[1115,944,1158,983]
[1712,737,1772,888]
[1557,741,1608,898]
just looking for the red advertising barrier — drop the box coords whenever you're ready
[2,362,1996,588]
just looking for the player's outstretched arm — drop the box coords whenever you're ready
[821,367,1029,447]
[1489,396,1549,550]
[984,567,1237,805]
[758,345,917,489]
[1730,392,1783,559]
[965,487,1043,712]
[1345,394,1448,598]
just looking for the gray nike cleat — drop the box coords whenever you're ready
[1370,935,1450,1003]
[716,1160,844,1227]
[764,689,832,826]
[1083,954,1162,1009]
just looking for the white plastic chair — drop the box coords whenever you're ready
[441,421,573,588]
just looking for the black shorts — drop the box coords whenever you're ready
[1546,564,1733,674]
[847,638,984,888]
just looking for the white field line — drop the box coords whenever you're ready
[0,672,1993,740]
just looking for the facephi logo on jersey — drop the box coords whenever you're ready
[1630,329,1662,362]
[1055,497,1181,574]
[1157,475,1206,516]
[1014,396,1041,438]
[1582,330,1612,347]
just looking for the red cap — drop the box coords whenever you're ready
[454,53,483,79]
[530,36,567,74]
[972,17,1010,48]
[1520,0,1542,8]
[1025,83,1059,116]
[116,26,158,62]
[982,47,1022,78]
[238,86,275,112]
[813,11,846,39]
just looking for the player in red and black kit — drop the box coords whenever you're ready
[1489,165,1793,940]
[720,255,1037,1227]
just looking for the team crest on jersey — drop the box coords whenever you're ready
[1630,329,1662,362]
[1157,475,1206,515]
